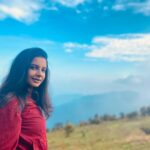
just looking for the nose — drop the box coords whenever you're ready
[36,69,43,76]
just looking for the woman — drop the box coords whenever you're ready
[0,48,52,150]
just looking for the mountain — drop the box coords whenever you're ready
[52,94,82,106]
[47,91,145,128]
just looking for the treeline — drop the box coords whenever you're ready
[87,105,150,125]
[49,105,150,133]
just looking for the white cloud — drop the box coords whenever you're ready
[1,0,150,24]
[62,34,150,62]
[0,0,44,24]
[128,1,150,16]
[52,0,86,7]
[112,0,150,16]
[63,42,90,53]
[112,4,125,11]
[47,5,59,11]
[0,0,91,23]
[86,34,150,62]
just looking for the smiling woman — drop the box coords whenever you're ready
[0,47,52,150]
[28,57,47,88]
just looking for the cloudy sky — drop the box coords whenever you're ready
[0,0,150,105]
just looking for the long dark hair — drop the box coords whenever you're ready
[0,47,52,118]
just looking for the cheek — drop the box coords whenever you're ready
[42,73,46,80]
[27,70,35,80]
[28,70,32,78]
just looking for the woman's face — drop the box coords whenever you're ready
[27,57,47,88]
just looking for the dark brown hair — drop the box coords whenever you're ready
[0,47,52,118]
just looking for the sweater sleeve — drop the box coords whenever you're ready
[0,98,21,150]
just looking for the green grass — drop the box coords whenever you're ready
[47,117,150,150]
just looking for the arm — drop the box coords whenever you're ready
[0,98,21,150]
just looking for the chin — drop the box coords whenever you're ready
[31,83,41,88]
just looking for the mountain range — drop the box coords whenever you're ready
[47,91,149,128]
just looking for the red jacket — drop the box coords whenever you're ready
[0,97,48,150]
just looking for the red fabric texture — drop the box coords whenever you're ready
[0,97,48,150]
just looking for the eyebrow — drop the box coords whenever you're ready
[31,64,47,69]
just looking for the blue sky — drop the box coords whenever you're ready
[1,0,150,105]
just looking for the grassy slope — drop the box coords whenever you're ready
[47,117,150,150]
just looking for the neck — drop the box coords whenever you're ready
[28,87,33,97]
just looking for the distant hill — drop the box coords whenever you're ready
[47,91,147,128]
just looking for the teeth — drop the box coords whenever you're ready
[32,78,41,81]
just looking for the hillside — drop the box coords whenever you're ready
[47,116,150,150]
[47,91,141,128]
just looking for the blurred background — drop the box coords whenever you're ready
[1,0,150,131]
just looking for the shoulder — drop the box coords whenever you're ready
[0,94,20,111]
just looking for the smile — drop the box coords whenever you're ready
[32,77,42,82]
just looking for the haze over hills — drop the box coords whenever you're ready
[46,90,150,128]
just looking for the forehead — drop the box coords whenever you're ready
[31,57,47,67]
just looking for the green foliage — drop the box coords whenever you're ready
[89,114,101,124]
[140,106,150,116]
[126,111,139,119]
[101,114,117,121]
[64,123,74,137]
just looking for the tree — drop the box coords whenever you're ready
[64,123,74,137]
[52,122,64,131]
[119,112,125,119]
[140,106,147,116]
[126,111,138,119]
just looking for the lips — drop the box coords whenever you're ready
[32,77,42,82]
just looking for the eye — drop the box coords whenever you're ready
[42,68,46,73]
[30,65,38,70]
